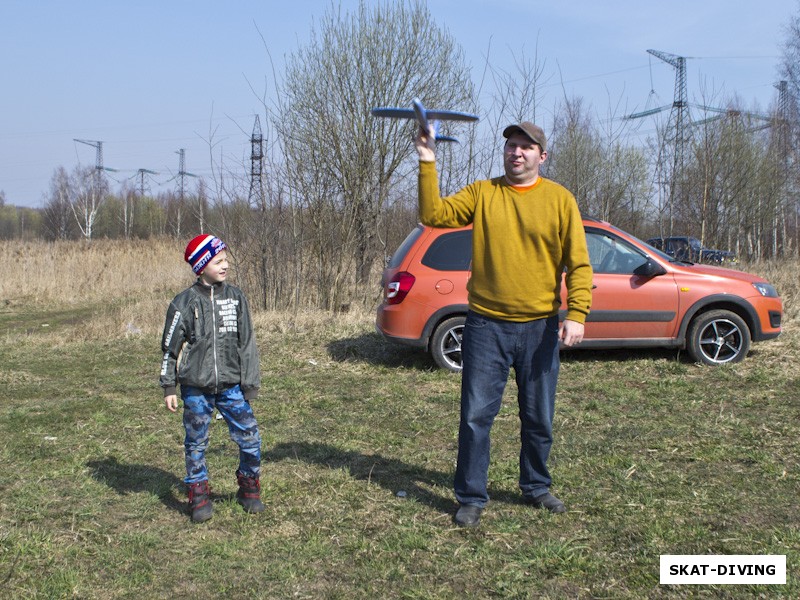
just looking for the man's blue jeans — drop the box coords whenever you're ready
[454,311,561,507]
[181,385,262,484]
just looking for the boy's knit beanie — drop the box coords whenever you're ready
[184,234,227,275]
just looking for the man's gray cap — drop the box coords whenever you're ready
[503,122,547,151]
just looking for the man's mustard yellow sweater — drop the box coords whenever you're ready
[418,160,592,323]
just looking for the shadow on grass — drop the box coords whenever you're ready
[330,332,696,371]
[268,441,477,515]
[560,346,688,364]
[327,332,436,371]
[86,456,185,513]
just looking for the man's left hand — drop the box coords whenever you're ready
[559,320,584,347]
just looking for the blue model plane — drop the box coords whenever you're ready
[371,97,479,142]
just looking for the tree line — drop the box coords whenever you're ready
[3,0,799,312]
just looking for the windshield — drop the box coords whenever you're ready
[608,225,685,263]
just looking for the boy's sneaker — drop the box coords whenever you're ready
[524,492,566,514]
[187,480,213,523]
[236,471,265,514]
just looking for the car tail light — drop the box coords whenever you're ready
[386,271,415,304]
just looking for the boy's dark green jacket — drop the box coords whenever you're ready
[159,280,260,400]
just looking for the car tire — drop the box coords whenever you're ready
[686,309,751,365]
[430,316,466,373]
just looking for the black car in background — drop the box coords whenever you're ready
[646,236,736,264]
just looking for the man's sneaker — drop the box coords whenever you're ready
[454,504,483,527]
[524,492,566,514]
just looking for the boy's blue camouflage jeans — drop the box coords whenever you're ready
[181,384,262,484]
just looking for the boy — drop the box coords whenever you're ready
[160,234,265,523]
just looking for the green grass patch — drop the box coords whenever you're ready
[0,304,797,598]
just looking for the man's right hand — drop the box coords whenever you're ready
[415,124,436,162]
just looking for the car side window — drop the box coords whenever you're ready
[586,230,649,274]
[421,230,473,271]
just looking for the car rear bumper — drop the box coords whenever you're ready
[375,303,427,348]
[376,302,470,350]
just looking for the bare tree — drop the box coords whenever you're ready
[275,0,474,307]
[545,95,649,232]
[42,167,77,241]
[116,182,137,239]
[70,165,108,241]
[778,9,800,255]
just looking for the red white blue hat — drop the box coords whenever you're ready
[184,234,227,275]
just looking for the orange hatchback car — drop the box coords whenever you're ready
[376,218,783,372]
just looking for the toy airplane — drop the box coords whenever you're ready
[371,97,479,142]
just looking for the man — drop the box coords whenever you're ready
[415,121,592,527]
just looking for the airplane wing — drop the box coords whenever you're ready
[424,110,479,122]
[372,100,478,143]
[371,108,478,122]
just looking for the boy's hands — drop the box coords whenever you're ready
[164,394,179,412]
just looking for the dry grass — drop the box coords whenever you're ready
[6,238,189,305]
[5,239,190,340]
[5,239,389,341]
[4,240,798,352]
[7,239,798,325]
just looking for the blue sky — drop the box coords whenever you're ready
[1,0,797,207]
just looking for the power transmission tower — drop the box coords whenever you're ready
[626,50,689,235]
[774,80,792,257]
[165,149,200,238]
[650,49,689,183]
[248,115,265,205]
[134,168,159,197]
[248,115,270,309]
[74,139,118,192]
[174,148,197,203]
[775,80,790,163]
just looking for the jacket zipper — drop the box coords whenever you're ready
[211,286,219,392]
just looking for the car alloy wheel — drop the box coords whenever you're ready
[430,316,466,373]
[687,309,751,365]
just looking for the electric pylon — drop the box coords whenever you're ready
[248,115,270,309]
[775,80,790,164]
[248,115,265,205]
[134,168,159,197]
[648,50,689,184]
[174,149,197,202]
[626,50,690,235]
[74,138,117,193]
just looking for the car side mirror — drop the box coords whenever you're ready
[634,259,667,278]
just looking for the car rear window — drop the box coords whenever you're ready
[421,229,472,271]
[387,225,425,269]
